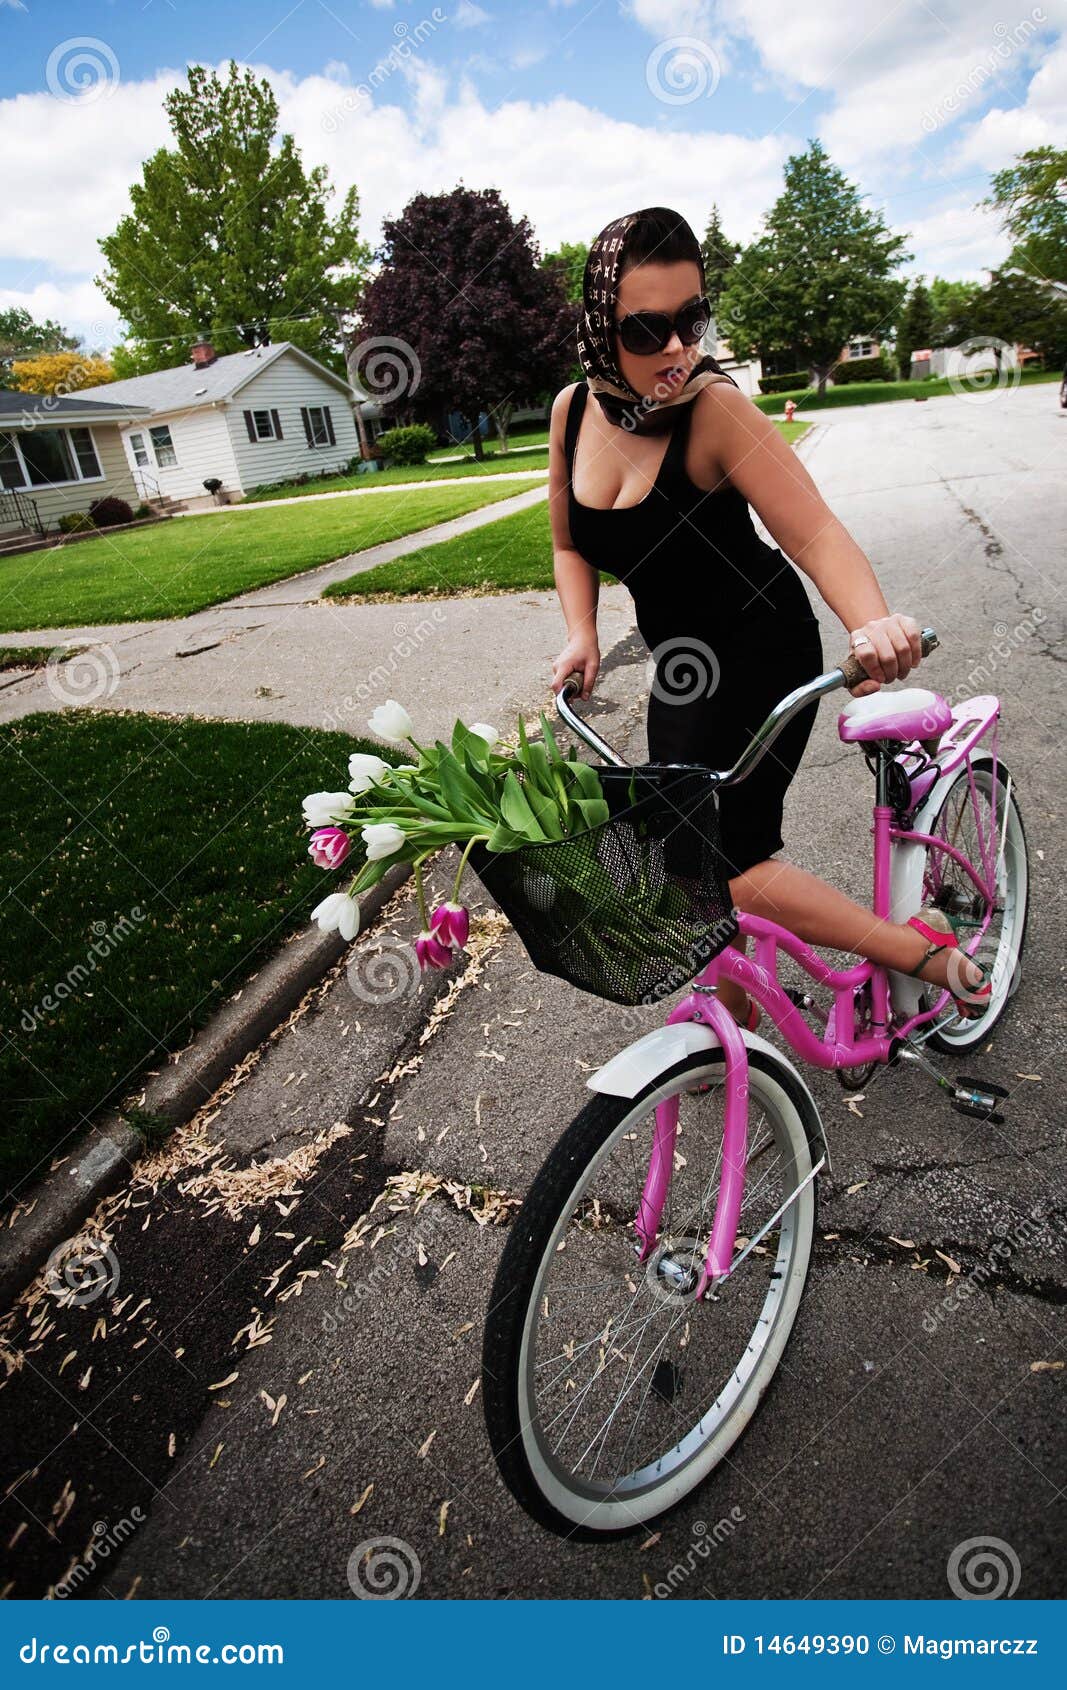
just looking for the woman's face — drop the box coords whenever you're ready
[612,259,706,404]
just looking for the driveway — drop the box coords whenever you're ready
[0,382,1063,1602]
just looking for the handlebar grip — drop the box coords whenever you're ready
[839,626,939,690]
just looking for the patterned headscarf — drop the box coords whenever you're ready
[577,209,732,433]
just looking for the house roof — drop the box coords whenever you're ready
[0,389,150,428]
[74,341,355,418]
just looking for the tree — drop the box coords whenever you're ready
[894,279,934,378]
[719,141,910,392]
[985,147,1067,284]
[97,61,373,374]
[928,277,981,346]
[700,204,739,318]
[0,307,78,389]
[542,240,589,304]
[953,269,1067,367]
[12,352,114,394]
[357,186,577,460]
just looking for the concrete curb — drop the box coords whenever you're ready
[0,859,413,1309]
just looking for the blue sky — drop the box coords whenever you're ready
[1,0,1064,346]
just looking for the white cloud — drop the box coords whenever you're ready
[903,200,1010,280]
[0,59,790,344]
[950,39,1067,170]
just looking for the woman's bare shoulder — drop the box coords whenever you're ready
[549,382,581,446]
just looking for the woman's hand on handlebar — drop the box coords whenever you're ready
[551,632,600,702]
[846,612,924,696]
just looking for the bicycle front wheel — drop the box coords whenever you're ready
[481,1048,822,1539]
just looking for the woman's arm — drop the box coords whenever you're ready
[694,383,923,689]
[547,385,601,699]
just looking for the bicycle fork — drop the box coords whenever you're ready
[633,989,754,1296]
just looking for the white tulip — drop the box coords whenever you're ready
[367,699,414,742]
[310,891,361,941]
[348,752,390,793]
[362,821,407,860]
[302,790,356,829]
[469,722,499,746]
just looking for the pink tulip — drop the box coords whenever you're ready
[308,826,351,870]
[415,929,454,971]
[429,901,470,949]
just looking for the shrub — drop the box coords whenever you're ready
[757,370,810,395]
[133,503,151,519]
[832,354,891,385]
[375,423,437,466]
[57,511,94,534]
[88,495,135,528]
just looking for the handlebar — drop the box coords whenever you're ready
[555,627,940,788]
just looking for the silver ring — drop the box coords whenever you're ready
[850,634,873,648]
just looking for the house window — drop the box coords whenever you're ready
[243,408,283,442]
[70,428,102,479]
[301,405,335,447]
[129,431,150,467]
[0,432,22,490]
[0,426,104,490]
[848,339,874,359]
[149,425,177,467]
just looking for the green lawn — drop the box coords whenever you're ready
[0,480,529,633]
[244,445,550,503]
[0,710,402,1197]
[754,365,1061,414]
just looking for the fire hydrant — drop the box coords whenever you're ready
[784,399,797,423]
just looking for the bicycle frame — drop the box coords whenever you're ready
[556,640,1005,1298]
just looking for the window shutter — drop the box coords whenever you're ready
[324,406,336,446]
[301,407,313,447]
[270,409,283,440]
[244,410,256,442]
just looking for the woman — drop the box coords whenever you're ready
[547,206,989,1026]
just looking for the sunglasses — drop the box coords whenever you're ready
[611,294,712,357]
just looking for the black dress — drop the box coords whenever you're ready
[564,379,824,878]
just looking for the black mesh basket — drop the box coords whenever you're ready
[465,763,738,1006]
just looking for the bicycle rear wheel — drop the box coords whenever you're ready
[481,1048,822,1539]
[918,762,1028,1053]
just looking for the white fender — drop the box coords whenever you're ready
[586,1019,810,1100]
[887,747,999,1017]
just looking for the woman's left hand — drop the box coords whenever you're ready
[846,613,924,696]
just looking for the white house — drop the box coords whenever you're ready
[77,341,362,510]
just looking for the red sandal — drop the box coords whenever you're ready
[904,906,993,1019]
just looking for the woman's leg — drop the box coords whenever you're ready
[726,856,986,995]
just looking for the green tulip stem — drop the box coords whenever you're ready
[451,834,491,902]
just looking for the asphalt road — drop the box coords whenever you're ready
[1,382,1064,1603]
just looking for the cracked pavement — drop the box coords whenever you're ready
[0,384,1064,1600]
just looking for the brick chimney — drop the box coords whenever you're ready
[190,339,218,368]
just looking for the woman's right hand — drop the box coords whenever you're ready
[551,633,600,702]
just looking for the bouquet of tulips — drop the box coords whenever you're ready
[301,697,612,974]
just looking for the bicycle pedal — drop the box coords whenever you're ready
[955,1074,1010,1100]
[951,1100,1005,1125]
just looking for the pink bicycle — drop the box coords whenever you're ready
[480,627,1029,1537]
